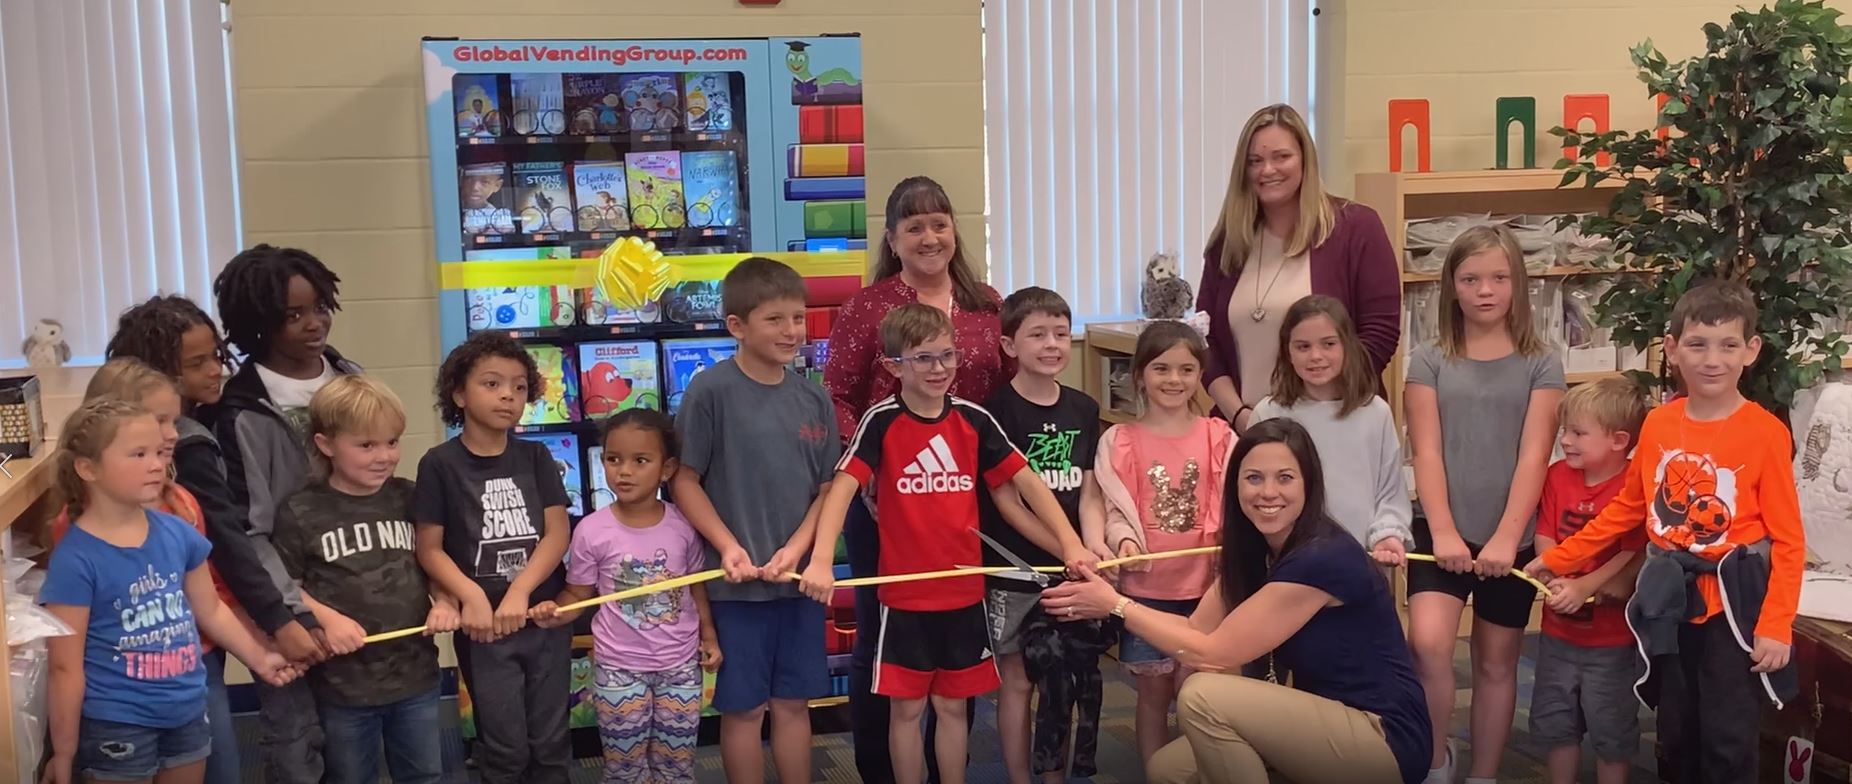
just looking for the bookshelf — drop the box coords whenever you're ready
[1081,321,1214,426]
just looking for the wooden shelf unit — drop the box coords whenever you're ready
[1353,169,1650,425]
[1080,321,1213,426]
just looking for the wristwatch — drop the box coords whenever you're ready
[1111,597,1133,618]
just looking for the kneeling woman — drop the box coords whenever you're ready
[1042,418,1431,783]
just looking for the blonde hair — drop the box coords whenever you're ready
[55,398,152,520]
[307,376,407,475]
[1207,104,1337,275]
[1270,295,1378,417]
[1559,377,1649,447]
[1436,225,1547,359]
[84,358,177,405]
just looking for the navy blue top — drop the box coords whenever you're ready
[1268,532,1432,784]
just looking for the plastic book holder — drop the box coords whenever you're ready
[1388,99,1431,173]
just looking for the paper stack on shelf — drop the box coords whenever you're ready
[1562,277,1618,374]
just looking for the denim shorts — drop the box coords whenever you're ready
[1118,596,1201,676]
[77,715,212,781]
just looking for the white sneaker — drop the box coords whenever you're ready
[1422,739,1456,784]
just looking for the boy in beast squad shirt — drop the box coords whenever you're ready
[799,304,1091,784]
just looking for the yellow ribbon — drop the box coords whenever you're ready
[360,548,1224,643]
[357,546,1581,643]
[436,250,867,291]
[1402,553,1590,602]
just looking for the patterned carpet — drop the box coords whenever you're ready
[233,632,1660,782]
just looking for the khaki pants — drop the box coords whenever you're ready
[1147,673,1404,784]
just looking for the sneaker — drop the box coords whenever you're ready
[1423,738,1456,784]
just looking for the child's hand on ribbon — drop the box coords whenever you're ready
[528,600,567,629]
[760,545,804,584]
[798,560,835,605]
[1544,577,1594,615]
[424,597,461,637]
[719,544,758,583]
[1371,537,1407,567]
[460,593,499,643]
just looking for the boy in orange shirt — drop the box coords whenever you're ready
[1526,280,1803,784]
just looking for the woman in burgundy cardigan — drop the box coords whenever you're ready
[821,174,1005,784]
[1198,104,1401,432]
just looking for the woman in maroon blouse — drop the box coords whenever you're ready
[824,176,1007,436]
[822,174,1005,784]
[1198,104,1401,432]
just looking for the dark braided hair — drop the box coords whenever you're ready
[104,295,235,379]
[213,244,342,361]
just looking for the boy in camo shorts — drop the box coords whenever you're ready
[273,375,460,784]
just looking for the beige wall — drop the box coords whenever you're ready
[1324,0,1823,193]
[229,0,984,464]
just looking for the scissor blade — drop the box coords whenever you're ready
[955,565,1046,584]
[975,528,1040,573]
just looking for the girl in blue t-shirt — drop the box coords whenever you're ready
[39,399,298,784]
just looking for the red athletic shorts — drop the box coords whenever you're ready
[873,602,999,700]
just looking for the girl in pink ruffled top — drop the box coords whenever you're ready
[1096,320,1235,765]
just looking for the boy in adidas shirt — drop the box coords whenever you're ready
[801,303,1091,784]
[981,288,1107,784]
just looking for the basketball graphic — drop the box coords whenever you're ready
[1661,452,1718,513]
[1685,493,1733,544]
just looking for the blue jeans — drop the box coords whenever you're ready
[76,716,212,781]
[319,687,442,784]
[202,650,241,784]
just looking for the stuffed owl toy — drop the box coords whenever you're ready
[21,318,70,369]
[1141,252,1193,320]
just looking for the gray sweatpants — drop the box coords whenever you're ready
[456,624,574,784]
[257,678,323,784]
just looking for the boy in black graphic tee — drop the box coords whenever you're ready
[274,376,458,784]
[981,288,1108,782]
[414,332,573,784]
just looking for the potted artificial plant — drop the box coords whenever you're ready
[1553,0,1852,417]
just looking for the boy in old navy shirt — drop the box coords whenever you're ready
[1530,378,1650,784]
[801,303,1091,784]
[274,376,458,784]
[1528,281,1804,784]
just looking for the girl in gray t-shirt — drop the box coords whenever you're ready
[1401,225,1566,783]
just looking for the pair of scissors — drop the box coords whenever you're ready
[957,528,1052,588]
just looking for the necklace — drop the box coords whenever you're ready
[1250,245,1290,322]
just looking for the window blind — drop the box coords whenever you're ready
[0,0,240,367]
[983,0,1316,327]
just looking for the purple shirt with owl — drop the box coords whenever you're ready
[566,501,706,672]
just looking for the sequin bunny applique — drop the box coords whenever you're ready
[1147,458,1201,533]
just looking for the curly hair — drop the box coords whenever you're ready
[435,331,543,428]
[104,295,235,379]
[597,407,679,463]
[213,244,342,361]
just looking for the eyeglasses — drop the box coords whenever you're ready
[889,348,962,371]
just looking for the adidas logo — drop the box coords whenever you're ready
[897,435,975,495]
